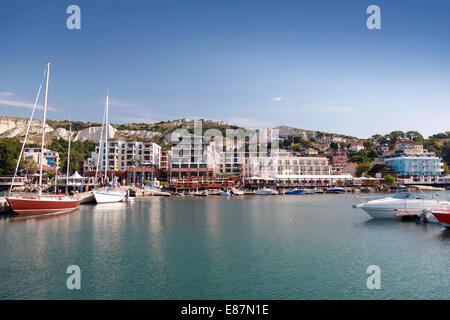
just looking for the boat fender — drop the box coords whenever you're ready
[419,208,431,222]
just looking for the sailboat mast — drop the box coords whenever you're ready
[66,121,72,194]
[38,61,50,195]
[104,93,109,181]
[94,103,106,185]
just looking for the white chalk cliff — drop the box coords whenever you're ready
[0,117,161,142]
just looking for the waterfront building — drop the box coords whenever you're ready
[331,150,348,165]
[169,135,220,179]
[158,148,171,182]
[23,147,59,170]
[243,154,331,178]
[85,139,161,172]
[219,151,245,176]
[331,150,348,174]
[379,149,444,177]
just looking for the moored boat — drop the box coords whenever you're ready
[286,188,307,195]
[230,187,244,195]
[354,192,448,222]
[326,187,345,194]
[220,190,232,196]
[6,194,81,215]
[191,190,208,196]
[255,188,278,195]
[92,93,127,204]
[431,210,450,228]
[5,61,81,216]
[93,189,127,203]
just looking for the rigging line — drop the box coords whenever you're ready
[9,65,47,195]
[94,97,107,184]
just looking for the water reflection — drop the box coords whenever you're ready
[0,208,79,223]
[437,228,450,241]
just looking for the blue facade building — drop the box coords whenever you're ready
[380,150,444,177]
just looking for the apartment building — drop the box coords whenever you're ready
[380,149,444,177]
[23,147,59,170]
[170,135,220,178]
[243,155,331,178]
[84,139,161,172]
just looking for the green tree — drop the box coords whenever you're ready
[384,175,396,185]
[406,131,424,144]
[47,138,95,174]
[356,162,371,177]
[442,162,449,174]
[22,159,37,177]
[363,140,374,150]
[330,142,339,150]
[442,142,450,165]
[423,138,442,155]
[0,138,21,175]
[368,163,389,177]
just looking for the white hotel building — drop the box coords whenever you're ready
[84,139,161,172]
[170,135,221,178]
[243,154,331,178]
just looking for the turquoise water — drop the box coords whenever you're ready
[0,194,449,300]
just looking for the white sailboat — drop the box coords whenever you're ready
[93,93,126,204]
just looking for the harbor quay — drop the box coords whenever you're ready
[2,121,450,204]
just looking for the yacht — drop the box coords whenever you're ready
[354,193,449,222]
[230,188,244,196]
[286,188,308,195]
[431,209,450,228]
[6,62,81,215]
[326,187,345,194]
[220,190,232,196]
[255,188,278,195]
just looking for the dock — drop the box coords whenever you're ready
[0,197,11,213]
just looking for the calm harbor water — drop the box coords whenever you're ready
[0,193,449,300]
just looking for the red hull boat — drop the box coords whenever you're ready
[6,195,81,216]
[431,210,450,228]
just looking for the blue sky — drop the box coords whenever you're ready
[0,0,449,138]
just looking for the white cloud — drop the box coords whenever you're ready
[109,97,134,108]
[315,106,354,112]
[303,104,355,113]
[272,97,283,101]
[225,117,272,129]
[0,91,15,98]
[0,97,59,112]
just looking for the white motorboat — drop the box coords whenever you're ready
[220,190,232,196]
[354,192,449,222]
[255,188,278,195]
[192,191,208,196]
[230,188,244,196]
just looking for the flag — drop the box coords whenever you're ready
[113,155,118,172]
